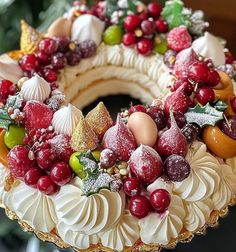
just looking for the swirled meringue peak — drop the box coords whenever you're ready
[20,74,51,102]
[71,14,105,46]
[191,32,225,66]
[173,141,221,202]
[52,104,82,136]
[0,163,9,202]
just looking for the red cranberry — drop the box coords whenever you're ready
[66,51,82,66]
[123,14,141,32]
[167,112,186,129]
[139,11,148,21]
[37,175,58,195]
[100,149,117,168]
[128,104,146,115]
[24,168,43,188]
[123,177,141,197]
[122,32,136,46]
[149,189,171,213]
[136,38,153,56]
[55,37,70,53]
[231,96,236,113]
[50,162,72,186]
[171,79,193,96]
[36,51,51,65]
[181,123,199,143]
[147,106,166,131]
[43,68,58,82]
[188,62,210,84]
[140,20,155,36]
[147,2,162,18]
[164,154,191,182]
[39,38,58,55]
[0,80,16,98]
[36,148,56,170]
[195,87,215,105]
[129,195,151,218]
[20,54,39,72]
[207,70,220,87]
[155,19,168,33]
[221,116,236,140]
[51,53,66,70]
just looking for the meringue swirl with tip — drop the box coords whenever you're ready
[0,163,9,202]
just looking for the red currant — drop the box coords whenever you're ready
[231,96,236,113]
[36,51,51,65]
[139,11,148,21]
[195,87,215,105]
[39,38,58,55]
[207,70,220,87]
[0,80,16,98]
[147,2,162,18]
[24,168,43,188]
[123,177,141,197]
[136,38,153,56]
[129,195,151,219]
[36,148,56,170]
[122,32,136,46]
[149,189,171,213]
[123,15,141,32]
[55,36,70,53]
[188,62,210,84]
[66,51,82,66]
[20,54,39,72]
[155,19,168,33]
[141,20,155,36]
[37,175,58,195]
[100,149,117,168]
[128,104,147,115]
[50,162,72,186]
[43,68,58,82]
[51,53,66,70]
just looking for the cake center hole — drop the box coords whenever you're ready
[82,95,141,120]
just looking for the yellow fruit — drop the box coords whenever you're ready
[69,152,87,179]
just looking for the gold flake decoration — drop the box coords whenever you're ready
[71,118,99,152]
[7,50,24,61]
[86,102,113,139]
[20,20,43,54]
[4,174,15,192]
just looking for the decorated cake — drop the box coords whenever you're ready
[1,0,236,251]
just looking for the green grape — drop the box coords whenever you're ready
[103,25,123,45]
[4,125,25,149]
[69,152,87,179]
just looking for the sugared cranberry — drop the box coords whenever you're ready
[50,162,72,186]
[36,51,51,65]
[43,68,58,82]
[122,32,136,46]
[123,177,141,197]
[188,62,210,84]
[51,52,66,70]
[164,154,191,182]
[100,149,117,168]
[39,38,58,55]
[55,37,70,53]
[36,148,56,170]
[37,176,58,195]
[128,104,146,115]
[147,2,162,18]
[20,54,39,72]
[195,87,215,105]
[24,168,43,188]
[141,20,155,36]
[139,11,148,21]
[129,195,151,218]
[0,80,16,98]
[171,79,193,96]
[231,96,236,113]
[167,112,186,129]
[136,38,153,56]
[147,106,166,130]
[221,116,236,140]
[155,19,168,33]
[66,51,82,66]
[123,14,141,32]
[181,123,199,143]
[77,40,97,58]
[207,70,220,87]
[149,189,171,213]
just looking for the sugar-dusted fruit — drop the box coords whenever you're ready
[129,195,151,219]
[129,145,163,185]
[102,114,136,161]
[123,177,141,197]
[50,161,72,186]
[36,148,56,170]
[100,149,117,168]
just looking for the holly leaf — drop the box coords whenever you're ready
[214,100,228,112]
[105,0,118,16]
[0,108,12,130]
[185,103,224,128]
[127,0,137,13]
[78,151,98,174]
[5,94,24,110]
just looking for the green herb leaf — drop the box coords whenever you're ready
[214,100,228,112]
[78,151,98,174]
[105,0,118,16]
[127,0,137,13]
[0,109,12,130]
[185,103,224,128]
[5,94,24,110]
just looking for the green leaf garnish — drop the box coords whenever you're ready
[0,109,12,130]
[214,100,228,112]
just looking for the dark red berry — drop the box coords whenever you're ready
[164,154,191,182]
[77,40,97,58]
[181,123,199,143]
[225,51,234,64]
[195,87,215,105]
[51,52,66,70]
[43,68,58,82]
[36,51,51,65]
[0,80,16,98]
[39,38,58,55]
[24,168,43,188]
[50,161,72,186]
[147,106,167,130]
[36,148,56,170]
[136,38,153,56]
[155,19,168,33]
[37,175,58,195]
[129,195,151,219]
[149,189,171,213]
[171,79,194,96]
[231,97,236,113]
[147,2,162,18]
[123,15,141,32]
[100,149,117,168]
[188,62,210,84]
[167,112,186,129]
[123,177,141,197]
[163,49,177,69]
[128,104,147,116]
[20,54,39,72]
[122,32,136,46]
[207,70,220,87]
[140,20,155,36]
[139,11,148,21]
[66,51,82,66]
[55,37,70,53]
[221,116,236,140]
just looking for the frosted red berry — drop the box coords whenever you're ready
[141,20,155,36]
[129,195,151,218]
[20,54,39,72]
[123,177,141,197]
[100,149,117,168]
[51,52,66,70]
[43,68,58,82]
[128,104,146,115]
[136,38,153,56]
[207,69,220,87]
[155,19,168,33]
[36,51,51,65]
[188,62,210,84]
[147,2,162,18]
[167,112,186,129]
[39,38,58,55]
[50,162,72,186]
[195,87,215,105]
[55,36,70,53]
[66,50,82,66]
[181,123,199,143]
[150,189,171,213]
[221,116,236,140]
[164,154,191,182]
[0,80,16,98]
[122,32,136,46]
[147,106,166,131]
[231,97,236,113]
[37,175,58,195]
[24,168,43,188]
[78,40,97,58]
[123,15,141,32]
[36,148,56,170]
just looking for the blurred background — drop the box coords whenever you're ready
[0,0,236,252]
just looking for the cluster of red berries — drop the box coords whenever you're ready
[122,2,168,56]
[19,37,97,87]
[0,80,16,105]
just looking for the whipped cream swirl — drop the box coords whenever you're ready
[0,163,9,203]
